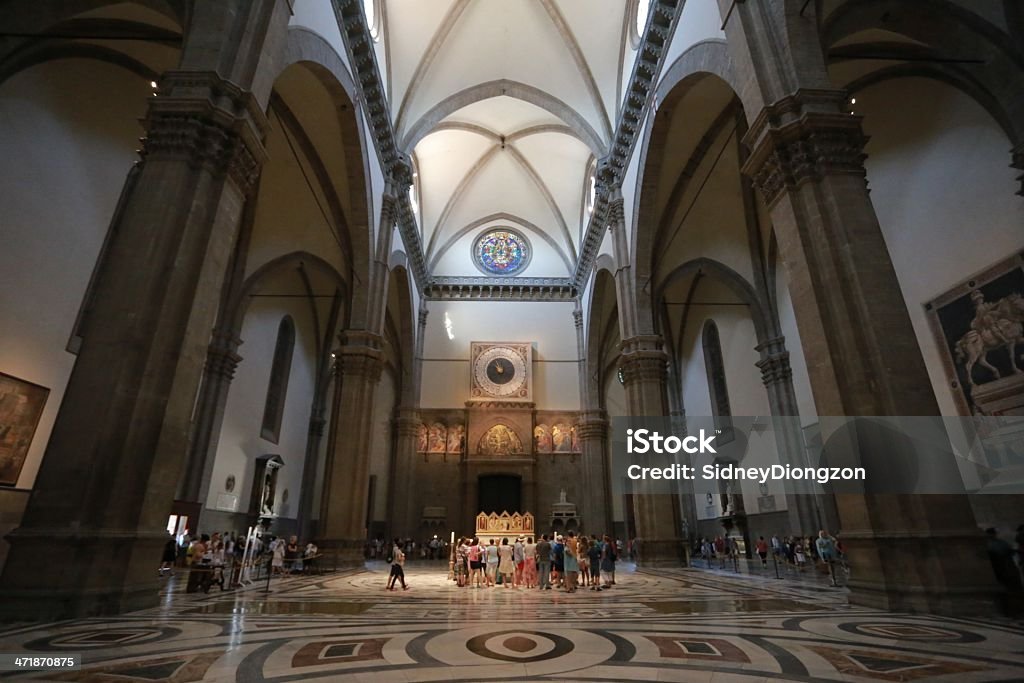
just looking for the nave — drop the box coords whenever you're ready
[2,564,1022,682]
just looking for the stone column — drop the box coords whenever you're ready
[619,336,684,566]
[317,331,385,565]
[576,411,612,534]
[390,407,421,538]
[0,55,276,617]
[1012,142,1024,196]
[178,330,244,509]
[741,90,994,613]
[755,336,823,535]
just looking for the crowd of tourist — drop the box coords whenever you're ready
[697,529,846,585]
[435,532,620,592]
[159,530,321,593]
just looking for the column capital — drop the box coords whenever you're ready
[394,406,420,437]
[309,416,327,438]
[204,331,243,380]
[141,71,268,195]
[740,89,868,207]
[576,410,608,441]
[1011,142,1024,196]
[606,196,625,225]
[572,309,583,330]
[618,335,668,387]
[755,336,793,386]
[337,331,386,382]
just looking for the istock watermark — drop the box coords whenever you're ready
[610,415,1024,496]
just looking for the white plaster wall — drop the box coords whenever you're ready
[289,0,351,76]
[660,0,726,86]
[419,300,580,410]
[432,221,571,277]
[674,280,776,520]
[245,119,347,279]
[655,128,756,287]
[0,60,147,490]
[857,78,1024,416]
[774,257,818,426]
[206,292,318,524]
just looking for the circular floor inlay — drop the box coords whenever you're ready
[466,630,573,663]
[503,635,536,652]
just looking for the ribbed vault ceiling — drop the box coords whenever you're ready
[376,0,642,276]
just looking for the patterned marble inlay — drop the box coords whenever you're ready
[1,564,1022,682]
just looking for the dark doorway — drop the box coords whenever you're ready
[478,474,521,514]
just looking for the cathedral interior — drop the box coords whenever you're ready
[1,0,1024,680]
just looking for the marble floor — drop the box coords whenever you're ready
[2,563,1023,682]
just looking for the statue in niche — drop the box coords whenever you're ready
[416,423,428,453]
[260,468,277,517]
[552,423,572,452]
[571,425,579,452]
[428,423,446,453]
[479,424,523,456]
[446,424,465,453]
[533,424,552,453]
[559,488,568,504]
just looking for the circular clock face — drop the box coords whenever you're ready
[474,346,528,397]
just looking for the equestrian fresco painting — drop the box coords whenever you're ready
[926,253,1024,415]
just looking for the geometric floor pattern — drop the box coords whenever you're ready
[2,564,1023,682]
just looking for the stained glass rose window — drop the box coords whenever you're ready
[473,229,530,275]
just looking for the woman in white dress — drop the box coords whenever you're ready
[497,538,514,588]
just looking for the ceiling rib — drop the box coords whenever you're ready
[537,0,613,144]
[505,145,578,262]
[425,145,500,258]
[401,79,606,156]
[393,0,471,136]
[574,0,684,288]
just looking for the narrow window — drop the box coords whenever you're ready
[702,320,733,442]
[261,316,295,443]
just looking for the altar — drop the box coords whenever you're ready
[475,511,535,544]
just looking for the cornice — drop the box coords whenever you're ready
[424,277,577,301]
[572,0,684,288]
[334,0,428,286]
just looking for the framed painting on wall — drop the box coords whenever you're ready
[0,372,49,487]
[925,253,1024,415]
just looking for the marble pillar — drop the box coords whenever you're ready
[0,59,274,619]
[742,89,995,614]
[317,331,385,565]
[619,335,684,566]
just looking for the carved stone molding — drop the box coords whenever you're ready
[308,416,327,438]
[335,0,428,287]
[576,410,609,441]
[619,335,669,387]
[464,400,536,411]
[424,277,577,301]
[572,0,684,287]
[741,90,869,207]
[337,331,385,382]
[755,337,793,386]
[606,196,626,225]
[394,409,421,438]
[572,309,583,330]
[141,71,268,195]
[204,332,242,381]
